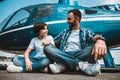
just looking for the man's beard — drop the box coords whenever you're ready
[68,21,76,30]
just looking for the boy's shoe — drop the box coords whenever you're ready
[78,61,100,76]
[6,64,22,73]
[39,67,48,73]
[49,63,65,74]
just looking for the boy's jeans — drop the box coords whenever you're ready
[13,51,50,72]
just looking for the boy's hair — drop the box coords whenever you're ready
[68,9,82,22]
[33,22,47,36]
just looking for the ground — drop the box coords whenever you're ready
[0,50,120,80]
[0,69,120,80]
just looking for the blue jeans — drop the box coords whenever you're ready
[13,51,50,72]
[103,48,116,67]
[43,44,95,70]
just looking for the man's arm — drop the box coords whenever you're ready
[93,34,105,42]
[54,29,67,47]
[92,34,107,60]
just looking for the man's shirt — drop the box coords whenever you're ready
[64,29,81,52]
[54,27,95,51]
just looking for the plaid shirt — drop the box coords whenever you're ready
[54,27,96,51]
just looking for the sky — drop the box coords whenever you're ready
[0,0,120,23]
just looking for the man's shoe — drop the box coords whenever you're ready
[49,63,65,74]
[6,64,22,73]
[78,61,100,76]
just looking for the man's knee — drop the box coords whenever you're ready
[44,43,51,49]
[43,45,49,54]
[43,44,54,53]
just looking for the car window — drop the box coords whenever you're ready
[0,14,12,31]
[32,5,54,20]
[4,10,30,30]
[85,9,97,14]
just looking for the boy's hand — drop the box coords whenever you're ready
[25,59,33,71]
[42,40,50,46]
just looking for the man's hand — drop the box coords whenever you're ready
[92,39,107,60]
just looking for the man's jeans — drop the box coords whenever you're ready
[44,44,95,70]
[103,48,116,67]
[13,51,50,72]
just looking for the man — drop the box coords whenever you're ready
[43,9,109,76]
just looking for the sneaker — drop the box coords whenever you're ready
[78,62,100,76]
[49,63,65,74]
[6,64,23,73]
[39,67,48,73]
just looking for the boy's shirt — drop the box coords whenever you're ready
[28,35,54,58]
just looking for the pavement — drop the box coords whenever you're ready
[0,69,120,80]
[0,50,120,80]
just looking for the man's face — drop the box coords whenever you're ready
[67,12,76,29]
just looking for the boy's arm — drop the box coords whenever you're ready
[24,48,33,71]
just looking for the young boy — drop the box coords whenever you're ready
[7,22,54,72]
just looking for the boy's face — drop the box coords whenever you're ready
[39,25,48,37]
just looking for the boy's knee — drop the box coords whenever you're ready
[12,56,19,65]
[13,56,19,62]
[13,55,24,65]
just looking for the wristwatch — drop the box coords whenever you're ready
[94,34,105,42]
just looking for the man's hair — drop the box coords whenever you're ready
[68,9,82,21]
[33,22,47,36]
